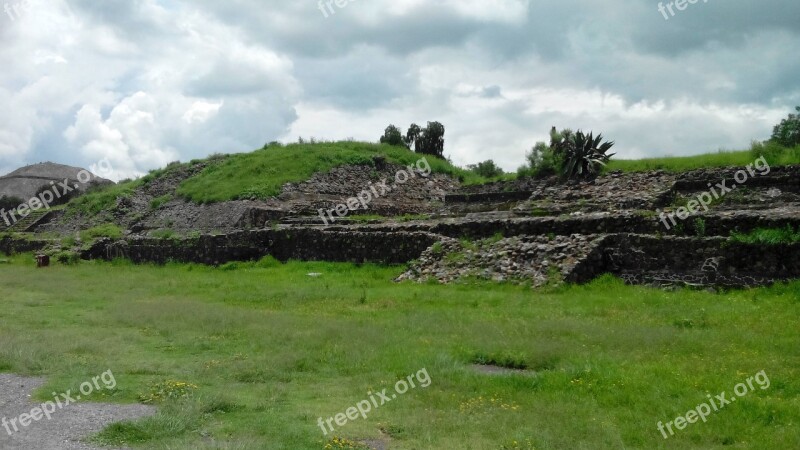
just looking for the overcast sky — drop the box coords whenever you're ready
[0,0,798,180]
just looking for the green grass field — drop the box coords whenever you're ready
[0,255,798,449]
[605,143,800,173]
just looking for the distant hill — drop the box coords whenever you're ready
[0,162,114,201]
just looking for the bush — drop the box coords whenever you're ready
[518,141,561,178]
[519,126,616,179]
[0,195,23,212]
[55,251,81,265]
[770,106,800,147]
[379,125,405,147]
[466,160,504,178]
[552,129,615,179]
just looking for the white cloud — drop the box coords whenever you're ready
[0,0,798,178]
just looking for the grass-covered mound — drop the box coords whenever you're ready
[67,142,479,214]
[176,141,477,204]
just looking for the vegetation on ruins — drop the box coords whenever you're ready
[551,129,616,179]
[731,225,800,245]
[518,127,615,179]
[0,194,24,212]
[770,106,800,147]
[466,160,505,178]
[381,122,446,159]
[379,124,404,147]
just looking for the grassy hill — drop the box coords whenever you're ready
[176,141,478,204]
[606,142,800,173]
[67,142,479,214]
[66,140,800,216]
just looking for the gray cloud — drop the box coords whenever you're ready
[0,0,797,178]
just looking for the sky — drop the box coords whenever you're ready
[0,0,798,180]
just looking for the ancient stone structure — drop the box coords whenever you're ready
[2,162,799,288]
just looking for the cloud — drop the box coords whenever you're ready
[0,0,798,177]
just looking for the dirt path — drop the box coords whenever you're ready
[0,374,155,450]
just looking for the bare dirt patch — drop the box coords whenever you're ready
[0,374,155,450]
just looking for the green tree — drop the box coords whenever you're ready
[518,141,560,178]
[467,160,504,178]
[379,125,405,146]
[770,106,800,147]
[417,121,445,158]
[403,123,422,152]
[0,195,23,212]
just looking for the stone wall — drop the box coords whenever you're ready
[87,229,441,265]
[335,212,800,240]
[0,236,48,255]
[599,234,800,287]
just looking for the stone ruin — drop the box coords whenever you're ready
[3,161,799,288]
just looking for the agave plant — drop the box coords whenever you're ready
[554,130,615,179]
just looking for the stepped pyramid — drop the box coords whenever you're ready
[0,162,113,200]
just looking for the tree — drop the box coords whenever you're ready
[379,125,405,146]
[518,141,560,178]
[396,121,446,157]
[419,121,445,158]
[467,160,504,178]
[403,123,422,152]
[35,183,81,206]
[0,195,23,212]
[771,106,800,147]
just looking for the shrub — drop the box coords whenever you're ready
[0,195,23,212]
[55,251,81,265]
[551,129,615,179]
[379,125,405,147]
[518,141,561,178]
[770,106,800,147]
[466,160,504,178]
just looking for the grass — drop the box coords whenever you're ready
[66,179,142,216]
[731,226,800,245]
[79,223,124,241]
[605,142,800,173]
[62,141,800,219]
[176,142,480,204]
[0,254,798,449]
